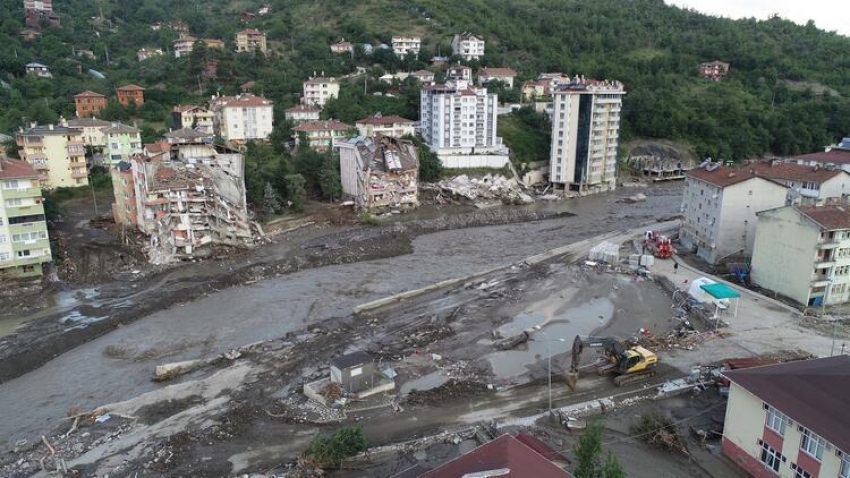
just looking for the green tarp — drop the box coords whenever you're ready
[700,283,741,299]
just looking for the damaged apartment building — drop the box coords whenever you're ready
[111,133,259,263]
[337,135,419,212]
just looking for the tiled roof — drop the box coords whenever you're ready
[747,161,846,183]
[355,114,414,126]
[20,125,82,136]
[479,67,517,77]
[294,120,353,132]
[237,28,264,35]
[685,164,765,188]
[165,127,209,139]
[285,104,320,113]
[103,123,140,134]
[173,104,203,113]
[304,77,336,85]
[725,356,850,455]
[793,149,850,165]
[411,70,434,76]
[214,94,273,107]
[144,141,170,154]
[117,84,145,91]
[0,159,38,179]
[74,90,105,98]
[67,118,112,128]
[796,205,850,230]
[330,351,372,369]
[421,434,572,478]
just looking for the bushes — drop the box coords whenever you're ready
[304,427,367,469]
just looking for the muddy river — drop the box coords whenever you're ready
[0,183,682,448]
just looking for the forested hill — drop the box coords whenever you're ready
[1,0,850,160]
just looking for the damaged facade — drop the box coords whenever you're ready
[111,137,258,263]
[337,135,419,212]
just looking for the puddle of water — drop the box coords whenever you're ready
[59,310,109,328]
[487,296,615,379]
[400,371,450,395]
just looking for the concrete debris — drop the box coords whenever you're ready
[437,174,533,205]
[494,331,530,351]
[616,193,647,203]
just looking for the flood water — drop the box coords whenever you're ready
[0,183,683,448]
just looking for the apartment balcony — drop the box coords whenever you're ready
[817,240,840,249]
[71,170,89,179]
[14,254,51,266]
[4,204,43,217]
[8,221,47,235]
[815,260,836,269]
[2,187,41,200]
[12,238,50,252]
[32,162,50,171]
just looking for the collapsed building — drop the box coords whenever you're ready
[111,136,259,264]
[337,135,419,212]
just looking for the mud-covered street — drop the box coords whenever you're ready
[0,183,683,462]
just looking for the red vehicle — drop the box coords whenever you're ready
[644,230,672,259]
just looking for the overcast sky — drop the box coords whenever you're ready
[665,0,849,36]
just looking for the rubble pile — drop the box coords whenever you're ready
[404,379,489,405]
[631,412,690,456]
[437,174,534,205]
[636,330,709,351]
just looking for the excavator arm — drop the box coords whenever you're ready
[566,335,629,390]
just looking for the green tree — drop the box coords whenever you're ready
[304,427,367,469]
[318,156,342,201]
[574,421,625,478]
[284,173,307,212]
[262,181,281,217]
[406,134,442,182]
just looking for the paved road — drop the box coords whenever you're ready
[0,184,684,449]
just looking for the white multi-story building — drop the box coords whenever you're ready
[748,160,850,206]
[752,204,850,306]
[477,67,518,89]
[355,114,416,138]
[284,105,321,124]
[210,94,274,142]
[420,80,499,154]
[302,77,340,107]
[549,78,625,195]
[451,32,485,61]
[391,35,421,56]
[680,163,788,265]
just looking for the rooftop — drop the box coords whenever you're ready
[304,77,337,85]
[213,94,273,108]
[19,124,82,136]
[747,160,846,183]
[479,67,518,77]
[340,135,419,173]
[103,123,140,134]
[165,128,210,140]
[238,28,264,35]
[117,84,145,91]
[793,149,850,166]
[66,117,112,128]
[421,434,573,478]
[0,159,38,180]
[294,120,353,133]
[686,163,766,188]
[285,104,320,113]
[330,351,373,370]
[172,104,208,113]
[796,205,850,230]
[74,90,105,98]
[725,355,850,454]
[355,114,415,126]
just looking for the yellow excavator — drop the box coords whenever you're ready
[565,335,658,390]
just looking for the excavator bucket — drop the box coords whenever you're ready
[565,372,579,391]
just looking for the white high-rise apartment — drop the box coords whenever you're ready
[210,94,274,142]
[420,80,500,155]
[549,78,625,195]
[302,76,340,107]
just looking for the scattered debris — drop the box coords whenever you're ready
[631,412,689,456]
[436,174,533,205]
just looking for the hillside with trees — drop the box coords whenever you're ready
[1,0,849,165]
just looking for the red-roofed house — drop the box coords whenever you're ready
[293,120,354,151]
[721,356,850,477]
[478,67,518,88]
[752,204,850,306]
[116,84,145,107]
[74,90,107,117]
[330,38,353,54]
[396,434,573,478]
[236,28,267,53]
[355,113,415,138]
[681,163,788,264]
[747,160,850,206]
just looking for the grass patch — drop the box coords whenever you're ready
[497,108,551,167]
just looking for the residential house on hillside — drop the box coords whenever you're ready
[330,38,353,54]
[284,105,321,124]
[549,78,625,196]
[394,433,573,477]
[355,114,416,138]
[172,105,215,134]
[235,28,267,53]
[747,160,850,206]
[679,163,788,265]
[104,123,142,164]
[420,80,506,169]
[16,123,88,188]
[451,32,485,61]
[66,117,111,149]
[0,158,51,279]
[137,47,163,61]
[24,0,59,27]
[210,94,274,143]
[721,356,850,478]
[116,84,145,107]
[791,138,850,173]
[410,70,435,83]
[173,34,196,58]
[302,76,340,107]
[700,60,730,81]
[446,64,472,82]
[293,120,353,151]
[203,38,225,50]
[752,205,850,306]
[73,90,107,118]
[171,21,189,35]
[337,135,419,212]
[391,35,421,56]
[478,67,518,88]
[521,73,571,101]
[25,62,51,78]
[18,28,41,42]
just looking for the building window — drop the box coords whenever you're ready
[0,252,9,261]
[800,427,826,461]
[791,463,812,478]
[840,453,850,478]
[3,180,19,189]
[760,441,784,472]
[5,198,23,206]
[765,405,788,435]
[16,250,31,258]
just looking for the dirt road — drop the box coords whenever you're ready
[0,183,683,452]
